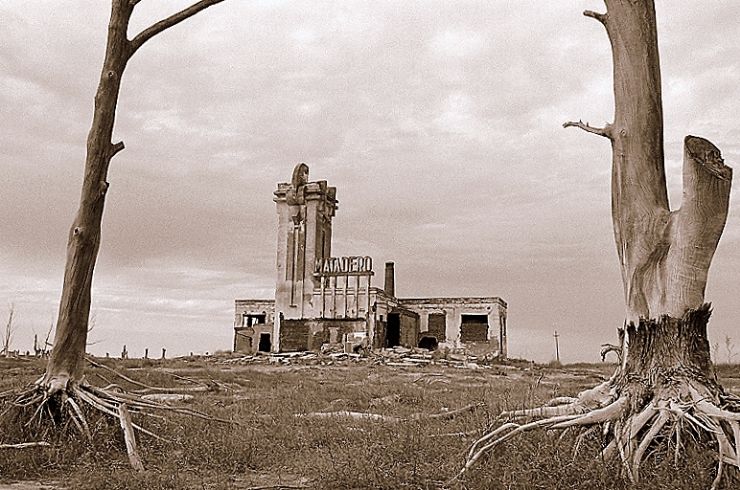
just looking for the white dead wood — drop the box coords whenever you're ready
[118,404,144,472]
[141,393,194,404]
[86,357,214,393]
[452,0,738,485]
[3,304,15,358]
[297,402,483,424]
[0,441,52,449]
[296,411,404,423]
[409,402,483,421]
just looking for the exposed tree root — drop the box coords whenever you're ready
[85,357,217,393]
[2,373,236,471]
[450,376,740,489]
[297,402,483,424]
[446,305,740,489]
[118,403,145,472]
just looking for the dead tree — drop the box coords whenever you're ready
[725,335,736,365]
[4,0,227,470]
[456,1,737,487]
[3,304,14,358]
[42,319,54,357]
[42,0,225,396]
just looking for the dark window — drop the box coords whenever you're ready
[460,314,489,342]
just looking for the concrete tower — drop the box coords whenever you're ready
[273,164,337,322]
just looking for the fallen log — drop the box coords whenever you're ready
[296,402,483,423]
[0,441,51,449]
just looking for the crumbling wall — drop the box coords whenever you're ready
[398,297,507,356]
[373,320,387,349]
[233,299,276,353]
[234,328,253,352]
[280,318,367,352]
[280,320,310,352]
[398,312,419,347]
[427,313,446,342]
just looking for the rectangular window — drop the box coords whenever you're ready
[242,313,267,327]
[460,314,489,342]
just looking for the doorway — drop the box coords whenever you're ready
[258,333,272,352]
[386,313,401,347]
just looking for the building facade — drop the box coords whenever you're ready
[234,164,507,357]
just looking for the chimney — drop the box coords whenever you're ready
[384,261,395,297]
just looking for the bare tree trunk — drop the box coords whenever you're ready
[458,1,737,484]
[565,0,731,383]
[3,304,14,358]
[41,0,225,395]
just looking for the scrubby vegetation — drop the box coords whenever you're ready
[1,356,738,489]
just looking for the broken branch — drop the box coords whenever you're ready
[0,441,51,449]
[118,403,145,472]
[297,403,483,424]
[563,120,613,139]
[296,411,403,423]
[583,10,607,25]
[86,357,213,393]
[110,141,125,158]
[600,343,622,362]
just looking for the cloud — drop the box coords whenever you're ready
[1,1,739,362]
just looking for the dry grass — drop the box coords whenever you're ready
[1,356,738,489]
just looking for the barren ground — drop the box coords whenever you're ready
[1,355,738,489]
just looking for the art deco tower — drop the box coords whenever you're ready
[273,164,337,320]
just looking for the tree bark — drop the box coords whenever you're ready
[42,0,133,395]
[563,0,734,461]
[601,1,731,324]
[458,2,737,482]
[567,0,732,347]
[42,0,225,395]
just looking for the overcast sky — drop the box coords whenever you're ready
[1,1,739,362]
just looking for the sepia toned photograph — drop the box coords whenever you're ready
[1,1,739,488]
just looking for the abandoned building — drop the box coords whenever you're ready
[233,164,507,356]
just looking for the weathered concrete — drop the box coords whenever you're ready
[233,299,275,353]
[233,164,509,357]
[399,297,507,356]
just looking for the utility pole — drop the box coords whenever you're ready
[553,330,560,364]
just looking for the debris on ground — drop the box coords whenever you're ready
[140,393,194,404]
[219,346,509,370]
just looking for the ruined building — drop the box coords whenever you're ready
[233,164,507,356]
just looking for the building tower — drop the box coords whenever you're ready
[273,164,337,325]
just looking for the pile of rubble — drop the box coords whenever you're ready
[220,346,505,369]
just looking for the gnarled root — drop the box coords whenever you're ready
[4,376,235,471]
[450,377,740,489]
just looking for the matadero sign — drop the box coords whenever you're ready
[315,256,373,276]
[314,256,374,319]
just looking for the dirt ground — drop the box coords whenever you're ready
[1,356,738,489]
